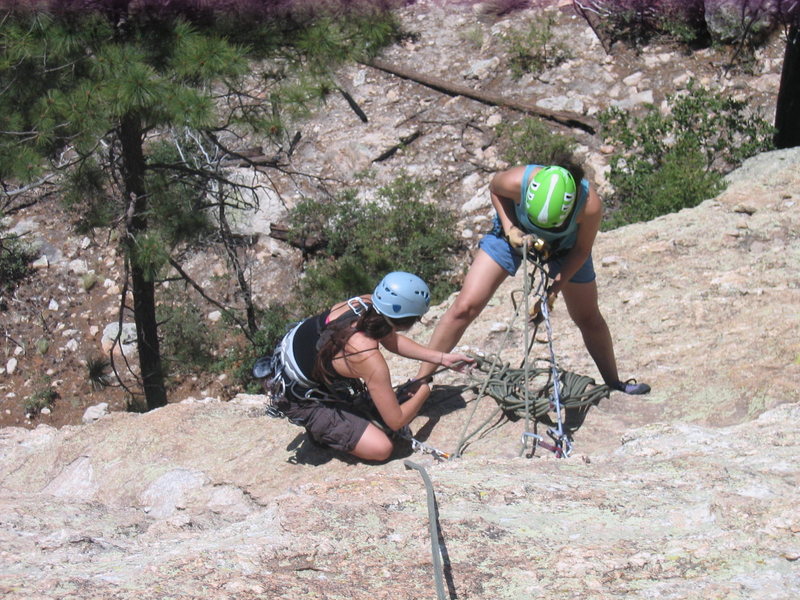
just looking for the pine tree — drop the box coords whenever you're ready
[0,0,402,409]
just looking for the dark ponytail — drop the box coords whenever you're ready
[561,156,586,187]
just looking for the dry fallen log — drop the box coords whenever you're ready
[221,132,301,168]
[365,58,599,135]
[223,155,283,168]
[269,222,326,254]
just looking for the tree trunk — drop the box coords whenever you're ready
[775,23,800,149]
[120,114,167,410]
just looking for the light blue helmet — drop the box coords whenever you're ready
[372,272,431,318]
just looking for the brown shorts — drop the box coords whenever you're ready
[280,399,371,453]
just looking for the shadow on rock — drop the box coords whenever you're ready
[418,384,469,418]
[285,433,338,466]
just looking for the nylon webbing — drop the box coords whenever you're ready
[404,460,449,600]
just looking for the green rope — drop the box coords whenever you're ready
[454,353,610,455]
[468,354,609,419]
[451,240,610,457]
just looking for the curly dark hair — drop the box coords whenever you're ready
[560,157,586,188]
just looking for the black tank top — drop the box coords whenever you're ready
[291,308,365,395]
[292,310,330,380]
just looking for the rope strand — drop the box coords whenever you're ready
[452,241,610,458]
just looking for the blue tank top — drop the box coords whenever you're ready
[513,164,589,252]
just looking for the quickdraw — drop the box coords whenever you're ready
[521,429,572,459]
[395,426,451,460]
[535,283,571,457]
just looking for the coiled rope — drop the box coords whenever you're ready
[451,239,610,457]
[467,354,608,420]
[453,353,610,455]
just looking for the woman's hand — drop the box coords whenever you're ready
[396,379,431,404]
[439,351,474,372]
[506,226,528,248]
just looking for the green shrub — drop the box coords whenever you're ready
[657,11,706,45]
[81,272,99,292]
[0,226,34,292]
[24,380,58,417]
[573,1,709,50]
[35,338,50,355]
[599,80,775,228]
[251,303,294,357]
[573,1,784,70]
[496,117,577,166]
[157,300,218,375]
[502,12,572,79]
[227,302,294,393]
[288,174,462,315]
[459,25,484,49]
[602,142,723,229]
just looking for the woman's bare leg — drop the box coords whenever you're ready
[350,423,394,461]
[416,250,510,379]
[560,279,619,386]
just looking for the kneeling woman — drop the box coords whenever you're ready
[271,272,472,462]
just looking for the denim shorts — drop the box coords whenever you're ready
[478,222,596,283]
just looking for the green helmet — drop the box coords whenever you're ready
[524,166,577,229]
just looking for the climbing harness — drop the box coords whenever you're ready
[253,350,338,423]
[253,335,456,460]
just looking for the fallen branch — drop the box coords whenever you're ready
[337,86,369,123]
[268,222,326,255]
[222,154,284,168]
[373,129,423,162]
[365,58,598,135]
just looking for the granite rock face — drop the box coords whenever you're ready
[2,1,799,597]
[1,148,799,599]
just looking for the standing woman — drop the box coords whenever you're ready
[416,162,649,395]
[268,272,472,462]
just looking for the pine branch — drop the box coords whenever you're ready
[166,256,252,338]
